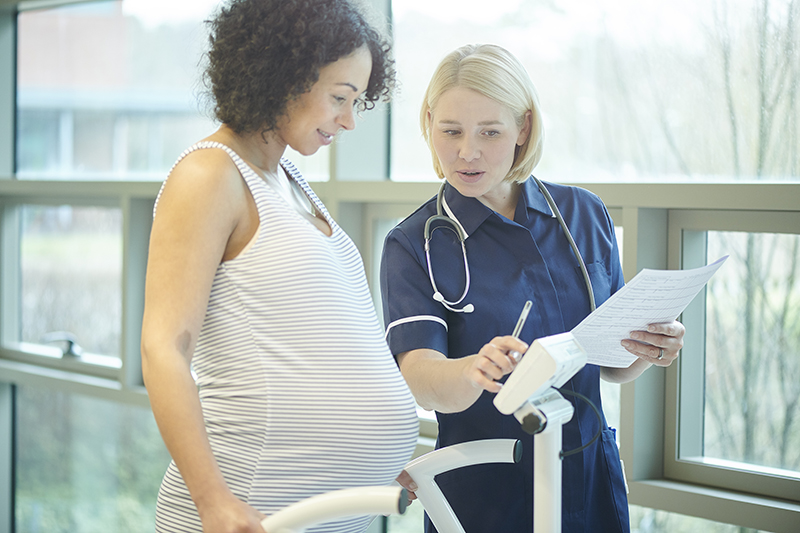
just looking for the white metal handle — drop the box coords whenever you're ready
[403,439,522,533]
[260,486,407,533]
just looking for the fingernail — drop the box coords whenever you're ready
[409,482,418,491]
[621,340,632,348]
[648,325,657,333]
[630,332,642,340]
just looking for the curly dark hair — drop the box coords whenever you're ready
[205,0,395,135]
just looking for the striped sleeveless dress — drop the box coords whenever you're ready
[154,142,419,532]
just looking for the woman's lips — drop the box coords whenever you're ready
[457,170,485,183]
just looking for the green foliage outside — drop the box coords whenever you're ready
[15,387,172,533]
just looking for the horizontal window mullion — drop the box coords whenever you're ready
[15,0,108,15]
[0,344,120,380]
[0,181,160,201]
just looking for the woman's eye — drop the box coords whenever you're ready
[484,130,500,137]
[442,129,461,136]
[333,95,346,104]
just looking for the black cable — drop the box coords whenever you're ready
[557,387,603,459]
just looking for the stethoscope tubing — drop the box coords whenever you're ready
[424,178,596,314]
[424,185,473,312]
[531,176,596,313]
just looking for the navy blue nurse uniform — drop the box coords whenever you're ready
[380,178,630,533]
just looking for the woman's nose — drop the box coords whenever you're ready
[338,105,356,131]
[458,137,480,162]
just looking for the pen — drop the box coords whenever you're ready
[509,300,532,362]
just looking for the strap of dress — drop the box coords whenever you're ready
[155,141,311,219]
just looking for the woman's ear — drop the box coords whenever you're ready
[423,108,434,141]
[517,110,532,146]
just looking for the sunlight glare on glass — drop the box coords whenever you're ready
[589,0,707,49]
[392,0,523,23]
[394,0,707,50]
[122,0,220,28]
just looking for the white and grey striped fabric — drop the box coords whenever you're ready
[154,142,419,533]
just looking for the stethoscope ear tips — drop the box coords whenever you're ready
[433,292,444,302]
[463,304,474,313]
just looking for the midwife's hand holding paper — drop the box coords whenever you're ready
[572,256,728,368]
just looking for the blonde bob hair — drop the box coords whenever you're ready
[420,44,544,183]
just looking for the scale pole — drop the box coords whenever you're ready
[513,391,573,533]
[533,424,563,533]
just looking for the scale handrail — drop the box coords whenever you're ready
[260,486,407,533]
[403,438,522,533]
[258,439,520,533]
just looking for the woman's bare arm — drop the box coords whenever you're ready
[141,150,265,532]
[396,336,528,414]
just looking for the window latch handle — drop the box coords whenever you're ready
[40,331,84,358]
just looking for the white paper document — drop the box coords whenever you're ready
[572,256,728,368]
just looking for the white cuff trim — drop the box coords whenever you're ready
[385,315,448,340]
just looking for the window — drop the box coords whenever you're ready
[390,0,800,184]
[0,192,147,379]
[20,205,122,361]
[15,0,328,181]
[702,231,799,474]
[15,385,170,531]
[667,209,800,504]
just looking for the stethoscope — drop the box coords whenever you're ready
[424,177,596,314]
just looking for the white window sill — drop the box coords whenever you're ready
[629,478,800,532]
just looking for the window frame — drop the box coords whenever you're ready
[0,180,157,390]
[581,186,800,531]
[665,209,800,499]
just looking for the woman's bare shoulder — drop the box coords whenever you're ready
[158,145,250,216]
[169,146,243,189]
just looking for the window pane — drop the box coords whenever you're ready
[16,0,328,181]
[390,0,800,183]
[703,231,800,473]
[15,385,171,532]
[21,205,122,358]
[629,505,767,532]
[16,109,60,173]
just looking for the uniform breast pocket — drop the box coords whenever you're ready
[582,261,612,305]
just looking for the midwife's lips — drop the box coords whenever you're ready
[457,170,485,183]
